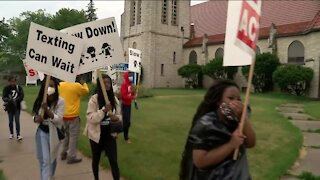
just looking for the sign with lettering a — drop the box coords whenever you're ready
[235,0,262,56]
[25,22,85,82]
[61,17,125,74]
[128,48,142,73]
[223,0,261,66]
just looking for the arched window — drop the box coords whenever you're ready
[132,42,137,49]
[288,40,304,64]
[189,50,197,64]
[215,48,224,58]
[256,46,261,55]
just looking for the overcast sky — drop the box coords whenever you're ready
[0,1,206,30]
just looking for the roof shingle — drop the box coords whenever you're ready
[185,0,320,47]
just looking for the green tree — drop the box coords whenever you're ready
[0,18,11,52]
[242,52,280,92]
[273,64,313,96]
[0,8,88,73]
[86,0,98,21]
[178,64,202,88]
[49,8,88,30]
[202,57,238,80]
[0,10,52,72]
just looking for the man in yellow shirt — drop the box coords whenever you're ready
[59,77,89,164]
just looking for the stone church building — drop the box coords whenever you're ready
[120,0,320,97]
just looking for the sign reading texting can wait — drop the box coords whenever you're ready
[25,22,85,82]
[61,17,125,74]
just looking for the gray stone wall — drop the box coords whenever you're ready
[121,0,190,88]
[121,0,320,97]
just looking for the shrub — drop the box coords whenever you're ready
[273,64,313,96]
[177,64,202,88]
[202,57,238,80]
[242,52,280,92]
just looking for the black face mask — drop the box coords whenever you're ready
[219,102,239,130]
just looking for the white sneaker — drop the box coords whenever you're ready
[9,134,13,139]
[17,135,23,141]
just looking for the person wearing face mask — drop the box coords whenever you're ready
[2,75,24,140]
[179,80,256,180]
[33,76,65,180]
[120,71,135,144]
[59,75,89,164]
[84,74,122,180]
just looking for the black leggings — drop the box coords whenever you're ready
[89,125,120,180]
[122,104,131,140]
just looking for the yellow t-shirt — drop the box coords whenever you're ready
[58,82,89,118]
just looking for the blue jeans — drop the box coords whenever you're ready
[36,128,57,180]
[8,110,20,136]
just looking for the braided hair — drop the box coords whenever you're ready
[179,79,240,180]
[32,76,60,116]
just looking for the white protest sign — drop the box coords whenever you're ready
[38,71,45,81]
[25,22,85,82]
[128,48,142,73]
[96,66,119,92]
[26,76,38,85]
[223,0,261,66]
[108,66,119,92]
[61,17,125,74]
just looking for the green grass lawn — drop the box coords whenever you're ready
[0,170,5,180]
[304,101,320,120]
[19,86,305,180]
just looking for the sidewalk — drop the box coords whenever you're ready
[278,103,320,180]
[0,100,114,180]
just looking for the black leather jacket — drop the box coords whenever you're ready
[188,112,251,180]
[2,85,24,112]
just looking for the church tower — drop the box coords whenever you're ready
[121,0,190,88]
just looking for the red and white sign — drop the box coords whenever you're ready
[236,0,262,55]
[23,60,39,79]
[223,0,262,66]
[23,60,45,81]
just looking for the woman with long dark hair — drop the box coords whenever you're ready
[180,80,256,180]
[84,74,122,180]
[33,76,65,180]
